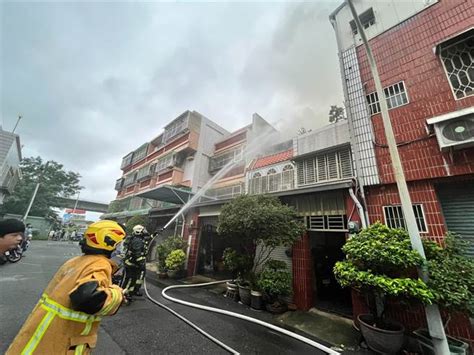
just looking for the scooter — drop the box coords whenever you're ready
[5,237,31,263]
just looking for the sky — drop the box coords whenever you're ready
[1,1,343,219]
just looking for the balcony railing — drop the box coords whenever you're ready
[248,170,295,195]
[200,184,243,201]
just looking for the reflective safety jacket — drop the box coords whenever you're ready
[123,234,149,268]
[7,255,123,355]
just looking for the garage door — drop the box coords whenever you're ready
[437,181,474,258]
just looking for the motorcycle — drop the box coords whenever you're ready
[5,237,31,263]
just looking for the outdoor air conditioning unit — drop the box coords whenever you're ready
[427,108,474,152]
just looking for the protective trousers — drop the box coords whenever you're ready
[122,264,145,295]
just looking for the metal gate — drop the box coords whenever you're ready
[437,180,474,258]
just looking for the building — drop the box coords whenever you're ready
[0,128,22,204]
[185,113,277,277]
[330,0,473,343]
[185,119,362,315]
[103,110,229,234]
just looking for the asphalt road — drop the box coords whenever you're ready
[0,242,329,354]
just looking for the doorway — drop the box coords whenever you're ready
[310,231,352,316]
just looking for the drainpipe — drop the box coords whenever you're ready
[348,187,367,229]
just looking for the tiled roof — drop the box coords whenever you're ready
[250,149,293,170]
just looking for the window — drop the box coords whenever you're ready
[132,144,148,163]
[209,147,243,172]
[155,154,174,173]
[366,81,409,115]
[208,184,242,199]
[121,152,133,169]
[114,178,124,191]
[267,168,277,175]
[163,115,188,143]
[136,165,152,181]
[123,172,136,187]
[383,204,428,233]
[253,172,261,178]
[439,29,474,99]
[349,8,375,35]
[296,148,353,186]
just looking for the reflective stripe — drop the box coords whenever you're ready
[21,311,55,355]
[75,344,86,355]
[39,294,100,323]
[98,288,121,316]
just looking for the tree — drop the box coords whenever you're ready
[329,105,346,123]
[217,195,305,274]
[125,215,150,235]
[1,157,81,218]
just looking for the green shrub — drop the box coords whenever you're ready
[257,259,292,301]
[425,233,474,315]
[157,236,187,271]
[165,249,186,271]
[222,248,253,278]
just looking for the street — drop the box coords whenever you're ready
[0,241,328,354]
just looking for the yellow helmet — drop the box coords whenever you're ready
[84,220,126,251]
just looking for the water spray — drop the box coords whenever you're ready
[143,120,340,354]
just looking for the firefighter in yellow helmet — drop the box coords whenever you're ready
[7,220,126,355]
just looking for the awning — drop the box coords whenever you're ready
[101,208,150,219]
[137,185,194,205]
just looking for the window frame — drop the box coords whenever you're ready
[383,204,428,233]
[366,81,410,116]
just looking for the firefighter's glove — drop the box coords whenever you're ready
[70,281,107,315]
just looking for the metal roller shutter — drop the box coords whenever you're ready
[437,181,474,258]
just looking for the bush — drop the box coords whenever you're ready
[222,248,253,278]
[257,259,292,301]
[425,233,474,316]
[165,249,186,271]
[156,236,187,272]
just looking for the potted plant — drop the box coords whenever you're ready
[257,260,292,314]
[334,223,435,354]
[217,195,305,305]
[413,233,473,354]
[156,236,187,278]
[165,249,186,279]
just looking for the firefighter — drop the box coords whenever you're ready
[122,224,150,300]
[7,220,126,355]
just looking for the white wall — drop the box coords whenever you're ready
[332,0,438,51]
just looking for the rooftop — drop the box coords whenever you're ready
[249,148,293,170]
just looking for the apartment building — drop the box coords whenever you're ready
[103,110,228,232]
[330,0,473,343]
[0,128,22,204]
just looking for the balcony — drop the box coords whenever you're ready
[248,170,295,195]
[0,165,19,194]
[114,178,124,191]
[209,147,243,172]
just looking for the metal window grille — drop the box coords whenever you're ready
[115,178,124,191]
[123,173,136,187]
[440,30,474,99]
[155,154,174,173]
[136,165,151,180]
[307,215,347,231]
[163,116,188,143]
[132,144,149,163]
[366,81,409,115]
[129,197,143,210]
[209,147,243,172]
[208,184,242,199]
[296,148,353,187]
[121,153,134,169]
[383,204,428,233]
[248,169,294,194]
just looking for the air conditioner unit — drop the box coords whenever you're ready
[427,108,474,152]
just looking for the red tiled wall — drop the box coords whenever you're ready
[365,180,446,243]
[356,0,474,185]
[292,232,313,310]
[185,211,200,277]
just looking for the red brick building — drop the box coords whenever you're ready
[331,0,473,344]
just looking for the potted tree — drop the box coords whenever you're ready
[334,223,435,354]
[217,195,305,305]
[413,233,473,354]
[257,260,292,313]
[165,249,186,279]
[156,236,187,278]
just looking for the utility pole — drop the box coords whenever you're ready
[345,1,449,353]
[12,115,22,134]
[23,161,49,221]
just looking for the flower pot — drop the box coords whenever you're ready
[238,285,251,306]
[225,281,239,302]
[358,314,405,354]
[413,329,469,355]
[168,269,184,279]
[250,290,263,310]
[265,301,287,314]
[157,271,168,279]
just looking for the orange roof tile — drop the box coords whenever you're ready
[250,149,293,170]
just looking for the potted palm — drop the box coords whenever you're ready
[334,223,435,354]
[165,249,186,279]
[257,260,292,314]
